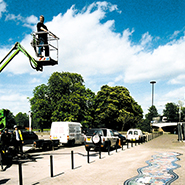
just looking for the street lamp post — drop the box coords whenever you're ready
[150,81,156,106]
[29,111,32,132]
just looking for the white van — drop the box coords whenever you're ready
[126,128,146,142]
[50,122,84,146]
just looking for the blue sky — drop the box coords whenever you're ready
[1,0,185,117]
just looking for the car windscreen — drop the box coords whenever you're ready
[134,131,138,135]
[128,131,133,135]
[86,129,103,136]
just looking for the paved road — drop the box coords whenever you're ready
[1,134,185,185]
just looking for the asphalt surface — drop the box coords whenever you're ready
[1,134,185,185]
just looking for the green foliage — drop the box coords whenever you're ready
[30,84,52,130]
[94,85,143,130]
[163,102,179,122]
[30,72,95,129]
[4,109,16,129]
[144,105,159,132]
[15,112,29,128]
[145,105,159,122]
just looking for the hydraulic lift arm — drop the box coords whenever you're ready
[0,109,7,132]
[0,42,43,72]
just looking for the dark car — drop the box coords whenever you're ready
[2,130,39,145]
[21,130,39,145]
[112,130,126,145]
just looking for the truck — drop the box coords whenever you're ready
[84,128,119,151]
[50,122,85,146]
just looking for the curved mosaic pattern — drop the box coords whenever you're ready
[124,152,181,185]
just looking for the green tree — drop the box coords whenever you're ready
[5,110,16,129]
[15,112,29,128]
[144,105,159,132]
[94,85,143,130]
[30,84,52,130]
[30,72,95,129]
[48,72,93,124]
[163,103,179,122]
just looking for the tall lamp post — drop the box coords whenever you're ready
[150,81,156,133]
[29,111,32,132]
[150,81,156,106]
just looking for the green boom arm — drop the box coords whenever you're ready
[0,42,43,72]
[0,109,7,131]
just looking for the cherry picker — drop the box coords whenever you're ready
[0,109,6,132]
[0,31,59,72]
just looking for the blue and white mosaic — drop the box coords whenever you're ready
[124,152,181,185]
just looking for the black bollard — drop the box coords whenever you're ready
[108,142,110,155]
[99,145,101,159]
[50,155,53,177]
[0,153,3,170]
[87,150,90,163]
[127,142,129,149]
[71,151,74,169]
[116,141,118,153]
[18,162,23,185]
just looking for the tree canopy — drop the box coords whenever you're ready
[163,102,179,122]
[15,112,29,128]
[30,72,95,129]
[94,85,143,130]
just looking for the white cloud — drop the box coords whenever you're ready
[170,30,180,40]
[5,1,185,86]
[140,32,153,46]
[163,87,185,101]
[168,74,185,85]
[29,78,42,84]
[2,2,185,115]
[0,92,29,115]
[5,13,38,29]
[0,0,6,18]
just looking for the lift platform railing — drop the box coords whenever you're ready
[31,31,59,62]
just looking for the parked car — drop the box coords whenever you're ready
[84,128,119,151]
[0,130,39,146]
[112,130,126,145]
[126,128,146,142]
[21,130,39,145]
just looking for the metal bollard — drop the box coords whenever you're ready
[99,145,101,159]
[71,151,74,169]
[50,155,53,177]
[0,154,3,170]
[87,150,90,163]
[108,143,110,155]
[18,162,23,185]
[127,142,129,149]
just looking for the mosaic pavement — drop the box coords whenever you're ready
[124,152,181,185]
